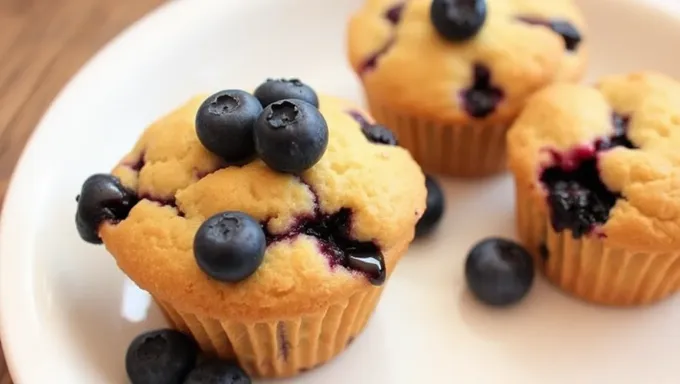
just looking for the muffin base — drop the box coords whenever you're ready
[367,97,508,177]
[154,286,383,378]
[515,184,680,306]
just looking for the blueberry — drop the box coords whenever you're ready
[125,329,198,384]
[465,238,535,306]
[253,78,319,108]
[254,99,329,174]
[75,174,137,244]
[430,0,487,42]
[415,175,445,237]
[183,359,251,384]
[549,20,582,52]
[194,211,266,282]
[362,124,398,146]
[195,90,263,164]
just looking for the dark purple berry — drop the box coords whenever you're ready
[194,211,266,282]
[75,174,137,244]
[183,359,251,384]
[430,0,487,42]
[517,17,582,52]
[254,99,329,174]
[195,90,263,164]
[362,124,398,145]
[550,20,582,52]
[125,329,198,384]
[254,78,319,108]
[461,64,504,119]
[385,2,406,24]
[465,238,535,306]
[416,175,445,237]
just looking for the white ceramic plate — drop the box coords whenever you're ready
[3,0,680,382]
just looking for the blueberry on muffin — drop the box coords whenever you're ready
[347,0,587,176]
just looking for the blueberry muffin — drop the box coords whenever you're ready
[347,0,587,177]
[508,72,680,306]
[75,79,426,377]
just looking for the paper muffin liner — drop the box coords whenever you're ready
[367,97,509,177]
[153,285,384,378]
[515,184,680,306]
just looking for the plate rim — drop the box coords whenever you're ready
[2,0,680,382]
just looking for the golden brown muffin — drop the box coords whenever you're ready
[84,92,425,377]
[347,0,588,177]
[507,72,680,306]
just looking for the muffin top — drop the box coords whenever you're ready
[347,0,587,124]
[77,87,425,320]
[508,72,680,253]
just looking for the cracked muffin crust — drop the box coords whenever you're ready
[508,72,680,306]
[347,0,587,177]
[94,92,425,377]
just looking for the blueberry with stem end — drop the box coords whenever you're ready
[194,211,266,282]
[254,99,329,174]
[195,90,262,164]
[254,78,319,108]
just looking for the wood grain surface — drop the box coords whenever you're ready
[0,0,165,380]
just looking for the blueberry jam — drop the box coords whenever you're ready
[358,3,405,74]
[517,17,582,52]
[461,64,504,118]
[540,114,635,238]
[265,208,386,285]
[385,2,405,24]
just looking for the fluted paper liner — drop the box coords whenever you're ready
[367,97,508,177]
[515,184,680,306]
[154,285,384,378]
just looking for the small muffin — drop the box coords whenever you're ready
[347,0,587,177]
[75,80,426,377]
[507,72,680,306]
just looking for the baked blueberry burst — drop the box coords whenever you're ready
[540,114,634,238]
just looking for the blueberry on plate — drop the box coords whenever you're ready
[415,175,445,237]
[362,123,398,146]
[465,238,534,306]
[253,78,319,108]
[254,99,329,174]
[195,90,263,164]
[126,329,198,384]
[430,0,487,42]
[194,211,266,282]
[183,359,251,384]
[75,174,137,244]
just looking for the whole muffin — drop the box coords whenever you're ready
[75,80,426,377]
[508,72,680,306]
[347,0,587,177]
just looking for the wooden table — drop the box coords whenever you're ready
[0,0,165,381]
